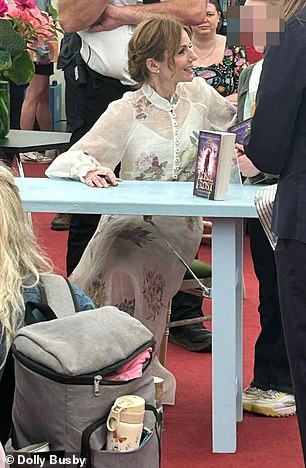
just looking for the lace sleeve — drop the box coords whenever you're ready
[46,98,135,181]
[192,78,237,130]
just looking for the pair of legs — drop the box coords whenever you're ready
[248,218,292,393]
[70,214,204,403]
[20,63,54,131]
[275,238,306,463]
[64,55,211,352]
[242,219,294,417]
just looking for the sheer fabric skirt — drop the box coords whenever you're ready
[71,214,203,403]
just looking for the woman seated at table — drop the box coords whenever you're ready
[46,15,236,403]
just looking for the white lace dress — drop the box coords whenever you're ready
[46,78,236,403]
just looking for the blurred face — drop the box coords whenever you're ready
[156,30,197,84]
[192,2,221,36]
[227,0,282,49]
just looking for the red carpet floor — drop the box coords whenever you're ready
[25,163,304,467]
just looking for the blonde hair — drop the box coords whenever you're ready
[281,0,306,20]
[128,15,192,86]
[0,163,51,362]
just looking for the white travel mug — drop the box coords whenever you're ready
[106,395,145,452]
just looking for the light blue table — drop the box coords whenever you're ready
[16,178,259,454]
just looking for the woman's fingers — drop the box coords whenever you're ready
[85,168,118,188]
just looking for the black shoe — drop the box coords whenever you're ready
[169,323,212,353]
[51,213,71,231]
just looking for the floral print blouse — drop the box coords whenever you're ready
[46,78,236,183]
[193,46,248,97]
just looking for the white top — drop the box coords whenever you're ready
[46,77,237,183]
[243,59,263,119]
[78,0,137,85]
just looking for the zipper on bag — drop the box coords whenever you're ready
[93,375,102,396]
[12,339,155,386]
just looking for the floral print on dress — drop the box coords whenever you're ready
[87,273,108,307]
[135,154,169,180]
[143,270,166,321]
[132,95,154,120]
[185,217,197,231]
[172,131,200,180]
[114,299,136,317]
[118,227,155,247]
[193,46,248,97]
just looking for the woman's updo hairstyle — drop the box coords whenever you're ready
[128,15,192,86]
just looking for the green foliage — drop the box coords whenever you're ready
[0,18,34,85]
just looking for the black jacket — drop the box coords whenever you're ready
[245,7,306,242]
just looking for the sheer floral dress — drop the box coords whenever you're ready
[46,78,236,403]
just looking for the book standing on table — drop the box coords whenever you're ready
[193,130,236,200]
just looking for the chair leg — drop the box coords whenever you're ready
[159,301,172,367]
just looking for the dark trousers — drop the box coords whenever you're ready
[275,238,306,464]
[65,62,132,276]
[9,80,26,129]
[248,219,292,393]
[171,291,203,323]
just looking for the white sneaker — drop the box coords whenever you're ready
[243,387,296,417]
[242,386,264,413]
[20,151,55,164]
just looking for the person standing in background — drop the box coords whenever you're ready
[20,0,58,164]
[50,32,82,231]
[234,0,294,419]
[244,0,306,461]
[192,0,248,104]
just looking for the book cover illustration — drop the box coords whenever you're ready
[228,118,252,145]
[193,132,221,200]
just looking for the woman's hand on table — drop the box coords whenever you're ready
[85,167,118,188]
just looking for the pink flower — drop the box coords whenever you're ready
[15,0,36,10]
[7,4,23,18]
[0,0,8,17]
[6,1,56,45]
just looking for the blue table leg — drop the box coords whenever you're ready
[212,217,243,453]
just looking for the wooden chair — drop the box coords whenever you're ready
[159,259,212,367]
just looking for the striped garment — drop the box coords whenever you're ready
[254,184,278,250]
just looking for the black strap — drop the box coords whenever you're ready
[80,404,162,468]
[145,403,162,466]
[24,301,58,325]
[0,348,15,444]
